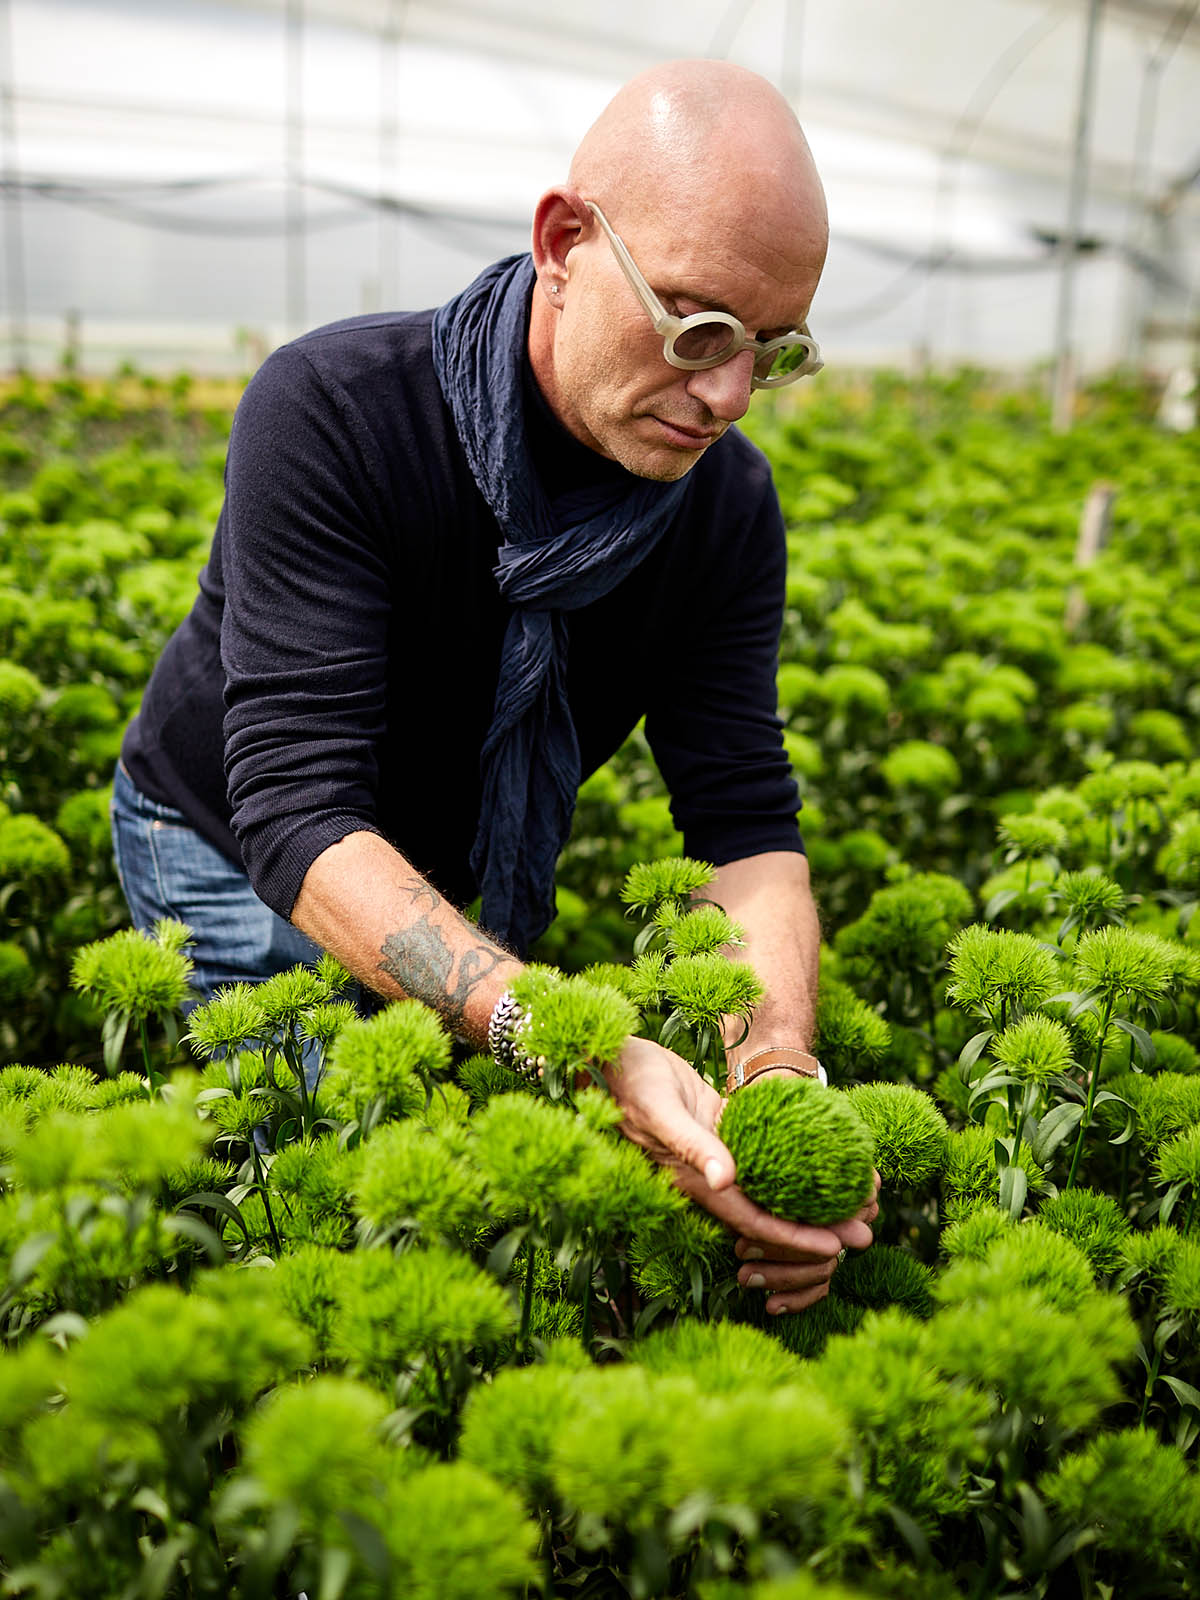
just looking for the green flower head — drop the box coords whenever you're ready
[1072,925,1174,1008]
[833,1242,935,1318]
[719,1077,875,1225]
[880,739,961,794]
[185,983,267,1056]
[998,813,1068,858]
[1155,1124,1200,1192]
[1053,868,1126,919]
[0,814,71,883]
[1158,812,1200,889]
[620,857,714,916]
[814,979,891,1077]
[992,1012,1075,1084]
[323,1000,451,1122]
[660,901,744,957]
[1036,1188,1131,1276]
[240,1376,391,1539]
[71,924,194,1020]
[631,1319,802,1393]
[354,1118,484,1241]
[846,1081,947,1189]
[660,952,764,1028]
[946,925,1060,1016]
[1041,1429,1196,1560]
[935,1221,1097,1314]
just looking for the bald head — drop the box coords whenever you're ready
[527,59,828,479]
[568,59,827,259]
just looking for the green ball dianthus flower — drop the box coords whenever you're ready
[846,1081,947,1189]
[719,1076,875,1225]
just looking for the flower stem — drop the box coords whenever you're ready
[521,1244,536,1348]
[138,1017,163,1092]
[1138,1341,1163,1428]
[250,1143,282,1256]
[1065,1000,1113,1189]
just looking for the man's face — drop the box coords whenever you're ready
[544,207,824,482]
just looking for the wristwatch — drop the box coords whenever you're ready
[726,1045,827,1093]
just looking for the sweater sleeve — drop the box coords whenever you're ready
[218,342,392,917]
[643,437,804,866]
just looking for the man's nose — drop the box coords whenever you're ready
[683,350,756,423]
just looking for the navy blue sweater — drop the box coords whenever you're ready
[121,304,803,922]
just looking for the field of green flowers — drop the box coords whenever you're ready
[0,368,1198,1598]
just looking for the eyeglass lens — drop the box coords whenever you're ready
[670,318,810,378]
[671,322,740,363]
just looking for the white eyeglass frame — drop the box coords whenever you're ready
[583,200,823,389]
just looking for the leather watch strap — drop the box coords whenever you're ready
[726,1045,828,1093]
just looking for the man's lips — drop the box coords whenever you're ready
[653,417,722,448]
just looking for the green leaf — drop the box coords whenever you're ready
[317,1546,355,1600]
[338,1511,392,1582]
[999,1163,1028,1220]
[485,1226,528,1281]
[1162,1376,1200,1412]
[1160,1180,1186,1225]
[1111,1015,1156,1067]
[1030,1101,1084,1165]
[959,1028,996,1071]
[39,1311,89,1345]
[984,888,1019,920]
[101,1007,131,1075]
[659,1010,691,1053]
[179,1190,251,1242]
[967,1067,1019,1114]
[9,1231,57,1289]
[633,1294,673,1338]
[164,1213,227,1264]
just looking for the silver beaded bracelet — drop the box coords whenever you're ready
[487,988,541,1081]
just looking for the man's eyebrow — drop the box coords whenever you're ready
[661,283,800,338]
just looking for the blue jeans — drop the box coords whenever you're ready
[110,762,326,1007]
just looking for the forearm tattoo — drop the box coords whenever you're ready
[377,876,517,1036]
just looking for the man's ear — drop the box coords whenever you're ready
[531,188,589,303]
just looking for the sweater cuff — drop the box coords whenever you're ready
[684,820,806,868]
[240,811,386,921]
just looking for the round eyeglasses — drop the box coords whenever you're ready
[584,200,823,389]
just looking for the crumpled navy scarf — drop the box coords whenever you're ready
[432,253,687,954]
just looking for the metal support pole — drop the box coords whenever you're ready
[0,0,27,372]
[782,0,806,107]
[284,0,305,338]
[1051,0,1104,433]
[1122,50,1162,369]
[378,0,404,311]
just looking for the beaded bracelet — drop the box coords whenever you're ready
[487,988,542,1081]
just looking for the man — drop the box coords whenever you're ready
[112,58,876,1313]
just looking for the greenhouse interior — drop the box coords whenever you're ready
[3,2,1200,1598]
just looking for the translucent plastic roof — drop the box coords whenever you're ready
[9,0,1200,373]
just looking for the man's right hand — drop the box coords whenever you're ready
[603,1035,873,1312]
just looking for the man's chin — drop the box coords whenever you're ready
[608,433,709,483]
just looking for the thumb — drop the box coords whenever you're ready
[654,1097,736,1191]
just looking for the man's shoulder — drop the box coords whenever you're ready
[269,308,437,396]
[235,308,447,451]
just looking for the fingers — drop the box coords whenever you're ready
[764,1279,834,1317]
[828,1215,876,1250]
[671,1164,844,1257]
[737,1255,836,1295]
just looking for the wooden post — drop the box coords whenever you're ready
[1065,480,1116,633]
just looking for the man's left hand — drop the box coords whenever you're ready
[733,1172,880,1316]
